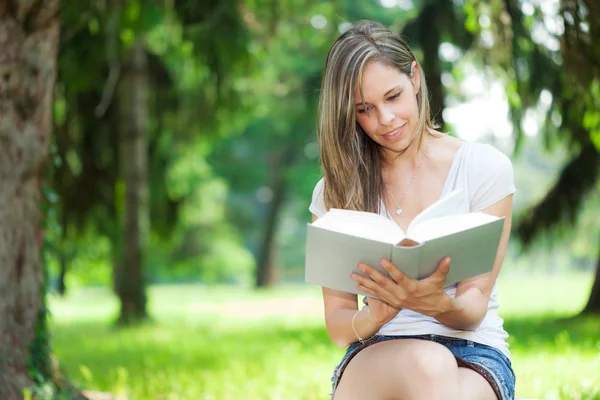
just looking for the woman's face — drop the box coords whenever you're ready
[354,61,420,154]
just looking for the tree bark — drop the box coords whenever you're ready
[418,0,445,129]
[0,1,60,397]
[115,39,150,324]
[582,237,600,314]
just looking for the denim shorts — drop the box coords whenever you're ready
[330,334,515,400]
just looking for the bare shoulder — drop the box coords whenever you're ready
[427,131,464,165]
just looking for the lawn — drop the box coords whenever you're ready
[48,273,600,400]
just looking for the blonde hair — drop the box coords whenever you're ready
[317,20,438,213]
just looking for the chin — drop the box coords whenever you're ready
[381,141,410,155]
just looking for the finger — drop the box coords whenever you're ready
[352,271,394,298]
[357,262,396,290]
[351,271,382,292]
[356,282,395,304]
[380,258,422,294]
[356,283,379,298]
[380,258,409,284]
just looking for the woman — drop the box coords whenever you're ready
[310,20,516,400]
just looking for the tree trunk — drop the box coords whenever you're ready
[0,1,60,398]
[57,210,68,296]
[255,154,289,288]
[418,0,445,129]
[582,237,600,314]
[115,39,149,324]
[58,250,67,295]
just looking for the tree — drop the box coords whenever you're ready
[399,0,475,131]
[210,0,348,287]
[114,37,151,323]
[469,0,600,312]
[507,0,600,313]
[51,0,251,320]
[52,0,158,322]
[210,1,477,287]
[0,0,63,397]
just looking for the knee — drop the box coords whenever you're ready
[403,342,458,382]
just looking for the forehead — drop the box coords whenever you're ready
[354,61,407,102]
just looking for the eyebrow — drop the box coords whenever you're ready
[355,85,401,107]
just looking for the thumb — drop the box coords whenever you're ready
[434,257,451,279]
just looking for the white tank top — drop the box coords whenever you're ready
[309,140,517,358]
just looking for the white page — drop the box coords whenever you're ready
[406,189,465,234]
[312,208,405,244]
[407,212,500,243]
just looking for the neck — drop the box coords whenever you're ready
[383,134,429,176]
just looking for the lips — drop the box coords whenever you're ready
[381,125,405,141]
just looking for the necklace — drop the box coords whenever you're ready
[385,139,431,216]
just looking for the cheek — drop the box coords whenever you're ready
[355,115,366,128]
[408,95,420,115]
[392,104,415,123]
[357,117,375,134]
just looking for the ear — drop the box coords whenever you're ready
[410,61,420,94]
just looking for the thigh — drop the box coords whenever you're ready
[458,367,498,400]
[451,341,516,400]
[334,339,461,400]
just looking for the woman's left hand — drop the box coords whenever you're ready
[351,257,454,318]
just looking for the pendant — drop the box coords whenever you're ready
[396,207,402,215]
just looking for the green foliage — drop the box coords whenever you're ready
[462,1,480,34]
[207,0,417,279]
[509,136,600,264]
[583,80,600,151]
[41,0,600,397]
[461,3,600,313]
[52,0,599,288]
[27,186,58,396]
[29,187,84,399]
[47,231,113,288]
[207,1,342,277]
[48,0,256,290]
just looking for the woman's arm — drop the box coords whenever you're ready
[314,214,393,347]
[350,194,513,331]
[434,194,513,330]
[322,288,379,348]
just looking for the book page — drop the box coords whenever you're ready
[406,189,466,233]
[312,208,405,244]
[407,212,500,243]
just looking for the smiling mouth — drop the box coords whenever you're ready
[382,125,405,140]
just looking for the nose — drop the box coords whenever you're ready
[378,106,396,127]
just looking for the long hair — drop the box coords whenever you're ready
[317,20,438,213]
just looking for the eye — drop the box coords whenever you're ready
[388,92,401,101]
[357,105,373,114]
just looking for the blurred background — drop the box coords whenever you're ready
[10,0,600,399]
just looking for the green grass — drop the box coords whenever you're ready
[48,273,600,400]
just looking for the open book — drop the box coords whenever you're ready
[305,189,504,296]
